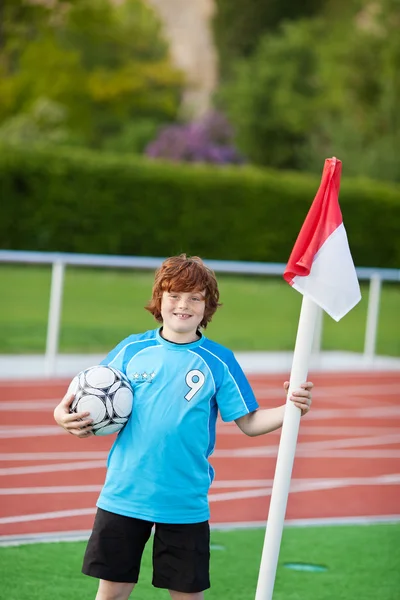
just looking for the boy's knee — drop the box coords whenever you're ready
[95,580,136,600]
[169,591,204,600]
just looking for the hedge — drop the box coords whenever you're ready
[1,145,399,267]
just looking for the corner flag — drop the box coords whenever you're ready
[284,157,361,321]
[255,158,361,600]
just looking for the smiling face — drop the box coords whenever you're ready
[160,290,206,343]
[145,254,221,332]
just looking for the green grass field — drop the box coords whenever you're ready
[1,524,399,599]
[1,265,399,356]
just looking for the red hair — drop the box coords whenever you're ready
[145,254,221,328]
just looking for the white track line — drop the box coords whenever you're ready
[1,423,398,446]
[305,406,400,420]
[2,515,400,547]
[218,406,400,424]
[251,384,400,397]
[0,383,399,413]
[2,382,398,405]
[1,406,400,439]
[213,433,400,458]
[2,474,399,524]
[0,508,96,525]
[0,452,109,461]
[0,460,106,476]
[1,434,400,475]
[292,449,400,458]
[0,485,103,495]
[254,383,400,393]
[0,402,57,411]
[2,475,400,497]
[216,425,400,436]
[0,426,64,439]
[0,480,273,495]
[208,474,400,502]
[0,480,275,495]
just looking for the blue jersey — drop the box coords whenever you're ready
[96,328,259,523]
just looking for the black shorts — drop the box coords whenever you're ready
[82,508,210,593]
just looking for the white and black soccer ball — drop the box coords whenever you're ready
[68,365,134,436]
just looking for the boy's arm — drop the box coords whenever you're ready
[235,382,313,437]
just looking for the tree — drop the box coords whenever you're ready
[218,0,400,181]
[0,0,184,150]
[212,0,327,79]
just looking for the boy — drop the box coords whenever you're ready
[54,254,313,600]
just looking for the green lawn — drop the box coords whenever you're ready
[1,265,399,355]
[1,524,399,599]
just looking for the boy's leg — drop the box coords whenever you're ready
[95,580,135,600]
[169,591,203,600]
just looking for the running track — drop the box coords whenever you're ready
[1,372,399,542]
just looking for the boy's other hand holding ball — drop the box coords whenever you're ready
[53,392,93,438]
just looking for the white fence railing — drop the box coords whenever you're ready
[2,250,399,376]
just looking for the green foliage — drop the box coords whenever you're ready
[218,0,400,181]
[0,98,78,146]
[218,19,322,168]
[101,119,160,154]
[213,0,326,79]
[0,0,183,149]
[1,146,399,268]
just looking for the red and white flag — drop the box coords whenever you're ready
[283,158,361,321]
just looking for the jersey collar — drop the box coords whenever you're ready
[156,327,204,350]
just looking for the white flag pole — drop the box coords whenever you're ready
[255,295,320,600]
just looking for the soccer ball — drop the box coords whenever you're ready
[68,365,134,436]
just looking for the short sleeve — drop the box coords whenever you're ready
[216,352,259,422]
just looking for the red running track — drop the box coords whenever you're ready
[1,372,399,539]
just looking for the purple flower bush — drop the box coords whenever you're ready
[145,111,245,165]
